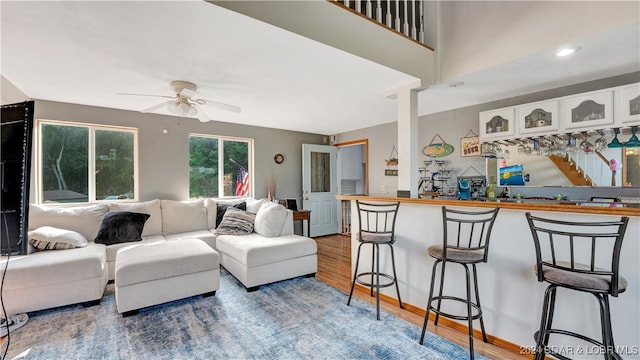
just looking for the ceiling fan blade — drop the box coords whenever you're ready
[140,101,170,113]
[195,105,212,123]
[201,99,242,113]
[118,92,175,99]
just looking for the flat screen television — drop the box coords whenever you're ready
[499,164,526,186]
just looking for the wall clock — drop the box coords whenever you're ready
[274,153,284,164]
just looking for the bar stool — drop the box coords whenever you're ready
[419,206,500,360]
[347,201,402,320]
[525,213,629,360]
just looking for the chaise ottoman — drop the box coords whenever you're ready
[114,239,219,316]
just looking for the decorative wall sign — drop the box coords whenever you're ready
[385,145,398,167]
[460,130,480,157]
[423,133,454,158]
[385,169,398,176]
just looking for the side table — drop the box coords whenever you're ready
[293,210,311,237]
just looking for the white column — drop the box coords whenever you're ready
[396,88,418,197]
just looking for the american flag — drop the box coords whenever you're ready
[235,167,249,196]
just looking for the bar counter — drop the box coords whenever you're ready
[337,195,639,357]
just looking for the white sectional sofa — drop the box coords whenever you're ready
[0,198,317,315]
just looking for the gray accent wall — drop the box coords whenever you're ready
[30,100,324,202]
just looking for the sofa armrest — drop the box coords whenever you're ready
[280,210,294,236]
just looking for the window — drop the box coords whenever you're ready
[37,120,137,203]
[189,134,252,198]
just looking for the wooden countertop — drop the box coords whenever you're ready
[336,195,640,216]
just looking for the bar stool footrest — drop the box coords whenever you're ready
[355,272,397,289]
[429,295,483,321]
[534,329,622,360]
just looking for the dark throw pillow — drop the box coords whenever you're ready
[95,211,150,245]
[214,207,256,235]
[215,202,246,228]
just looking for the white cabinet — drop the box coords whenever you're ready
[515,99,560,135]
[561,89,613,130]
[479,107,515,140]
[615,83,640,126]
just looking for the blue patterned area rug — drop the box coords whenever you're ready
[6,270,488,359]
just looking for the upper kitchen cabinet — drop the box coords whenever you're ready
[479,107,515,141]
[615,83,640,126]
[561,89,613,131]
[515,99,560,135]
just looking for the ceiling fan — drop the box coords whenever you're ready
[119,80,241,122]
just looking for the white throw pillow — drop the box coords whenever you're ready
[29,203,109,241]
[254,201,288,237]
[28,226,88,250]
[109,199,162,236]
[161,199,207,235]
[246,198,266,214]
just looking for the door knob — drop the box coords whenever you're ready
[304,197,309,200]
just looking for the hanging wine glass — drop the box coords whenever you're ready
[517,140,526,153]
[594,131,608,151]
[565,134,578,155]
[579,133,594,155]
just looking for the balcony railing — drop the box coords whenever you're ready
[332,0,426,45]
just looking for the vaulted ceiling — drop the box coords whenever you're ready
[2,1,639,135]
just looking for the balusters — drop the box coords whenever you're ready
[411,0,417,39]
[403,0,409,36]
[336,0,426,44]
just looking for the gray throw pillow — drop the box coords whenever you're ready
[215,202,247,228]
[214,207,255,235]
[94,211,150,245]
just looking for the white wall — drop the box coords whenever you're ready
[30,100,324,202]
[437,1,640,81]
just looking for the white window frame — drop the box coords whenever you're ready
[35,119,139,204]
[189,133,254,198]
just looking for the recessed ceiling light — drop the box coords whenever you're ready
[556,46,582,57]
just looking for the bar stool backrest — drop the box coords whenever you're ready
[525,213,629,297]
[356,201,400,244]
[441,206,500,262]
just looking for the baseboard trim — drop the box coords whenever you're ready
[353,283,533,359]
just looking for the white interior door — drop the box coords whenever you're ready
[302,144,338,237]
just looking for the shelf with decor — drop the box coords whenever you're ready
[479,107,516,141]
[561,89,614,131]
[516,99,560,135]
[479,83,640,144]
[615,83,640,126]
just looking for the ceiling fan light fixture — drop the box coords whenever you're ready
[167,101,178,114]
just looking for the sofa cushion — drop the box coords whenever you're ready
[29,203,109,241]
[109,199,162,236]
[245,198,266,214]
[95,211,150,245]
[214,207,255,235]
[254,202,288,237]
[28,226,88,250]
[105,238,162,265]
[164,230,216,249]
[1,243,107,291]
[161,200,207,235]
[216,233,317,268]
[115,239,219,287]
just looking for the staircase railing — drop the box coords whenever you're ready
[332,0,428,46]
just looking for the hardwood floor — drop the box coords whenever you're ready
[314,234,530,360]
